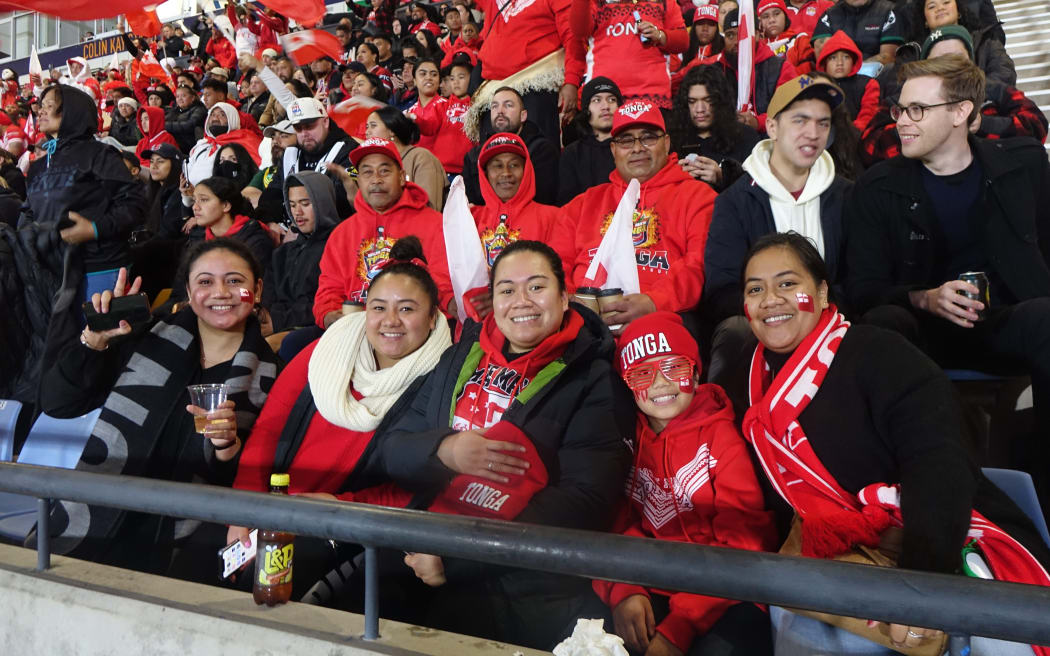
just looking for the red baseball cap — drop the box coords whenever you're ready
[611,101,666,137]
[478,132,528,169]
[349,137,404,168]
[695,3,719,22]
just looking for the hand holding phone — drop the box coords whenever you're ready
[80,268,147,350]
[219,528,258,579]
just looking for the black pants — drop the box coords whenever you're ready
[620,596,773,656]
[862,300,1050,493]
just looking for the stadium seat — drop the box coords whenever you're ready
[983,468,1050,549]
[0,399,22,463]
[0,408,101,543]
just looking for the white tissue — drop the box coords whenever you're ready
[552,619,629,656]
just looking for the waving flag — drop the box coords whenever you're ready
[0,0,155,19]
[443,176,490,324]
[126,8,163,37]
[328,94,385,134]
[736,0,756,111]
[260,0,326,28]
[280,29,344,67]
[582,178,641,295]
[28,45,43,88]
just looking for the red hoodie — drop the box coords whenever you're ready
[786,0,834,37]
[593,384,776,651]
[471,135,559,265]
[313,181,454,326]
[553,157,716,312]
[134,105,178,166]
[572,0,688,109]
[206,34,238,70]
[476,0,586,87]
[233,340,413,506]
[412,94,472,174]
[817,30,880,132]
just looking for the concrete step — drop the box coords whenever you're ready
[995,39,1050,55]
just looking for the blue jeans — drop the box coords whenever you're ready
[770,607,1034,656]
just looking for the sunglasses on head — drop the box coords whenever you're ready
[623,356,695,392]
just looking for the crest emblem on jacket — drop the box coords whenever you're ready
[628,444,717,529]
[600,207,660,248]
[357,234,398,283]
[481,217,521,266]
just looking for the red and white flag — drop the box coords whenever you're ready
[135,48,171,85]
[582,178,641,295]
[736,0,756,112]
[280,29,344,67]
[0,0,155,20]
[443,176,490,324]
[259,0,326,27]
[28,45,42,88]
[328,95,386,134]
[126,8,162,37]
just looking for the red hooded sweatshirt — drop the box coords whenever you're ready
[593,384,777,651]
[134,105,178,166]
[817,30,880,132]
[476,0,586,87]
[471,137,560,266]
[313,181,454,326]
[233,340,413,507]
[786,0,834,38]
[206,34,238,70]
[412,94,472,174]
[553,157,716,312]
[571,0,688,109]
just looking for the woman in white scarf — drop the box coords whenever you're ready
[226,236,451,598]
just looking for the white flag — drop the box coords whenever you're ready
[443,176,490,324]
[736,0,756,111]
[582,178,641,295]
[28,45,42,85]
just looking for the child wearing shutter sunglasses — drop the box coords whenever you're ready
[594,312,777,655]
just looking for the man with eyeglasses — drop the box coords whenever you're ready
[554,102,716,332]
[703,75,852,385]
[845,55,1050,498]
[256,97,358,223]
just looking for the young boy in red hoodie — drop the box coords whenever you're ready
[816,30,880,132]
[594,312,777,656]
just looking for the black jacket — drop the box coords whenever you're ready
[257,124,357,223]
[262,171,338,332]
[705,171,852,323]
[463,120,560,206]
[845,137,1050,314]
[244,91,271,123]
[21,85,146,273]
[0,162,25,202]
[813,0,904,60]
[108,111,143,147]
[167,100,207,155]
[557,133,615,205]
[673,124,761,193]
[146,182,186,240]
[962,0,1005,44]
[973,22,1015,88]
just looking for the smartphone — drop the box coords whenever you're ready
[82,292,151,332]
[219,529,258,579]
[633,10,649,43]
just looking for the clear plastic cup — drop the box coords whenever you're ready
[187,384,228,434]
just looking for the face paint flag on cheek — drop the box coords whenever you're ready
[239,288,255,305]
[796,291,815,313]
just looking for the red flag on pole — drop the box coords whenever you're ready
[0,0,155,20]
[280,29,344,67]
[259,0,326,28]
[328,95,386,135]
[126,8,163,38]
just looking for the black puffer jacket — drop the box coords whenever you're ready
[108,111,142,147]
[167,100,207,155]
[21,85,146,273]
[357,305,635,648]
[556,133,615,205]
[262,171,338,332]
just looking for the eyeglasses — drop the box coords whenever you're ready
[610,132,665,149]
[890,101,959,122]
[623,356,695,392]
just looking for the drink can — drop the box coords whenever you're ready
[958,271,989,321]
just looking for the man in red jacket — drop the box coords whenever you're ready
[313,139,453,328]
[553,102,716,330]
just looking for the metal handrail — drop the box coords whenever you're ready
[2,462,1050,651]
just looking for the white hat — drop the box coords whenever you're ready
[117,97,140,111]
[209,66,229,78]
[261,48,279,59]
[263,119,295,136]
[1,69,14,81]
[286,97,327,124]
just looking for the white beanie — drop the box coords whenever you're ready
[117,97,140,112]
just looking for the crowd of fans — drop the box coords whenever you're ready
[1,0,1050,653]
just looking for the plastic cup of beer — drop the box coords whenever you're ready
[187,384,228,434]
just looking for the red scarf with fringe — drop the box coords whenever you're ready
[743,308,1050,654]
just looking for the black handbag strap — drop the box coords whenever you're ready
[272,384,316,475]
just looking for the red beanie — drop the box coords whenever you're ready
[616,311,701,377]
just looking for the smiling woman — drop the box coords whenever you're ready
[37,239,278,582]
[355,239,636,650]
[735,232,1050,656]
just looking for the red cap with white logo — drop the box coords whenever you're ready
[349,137,404,168]
[611,101,666,137]
[616,311,701,376]
[695,3,719,22]
[478,132,528,169]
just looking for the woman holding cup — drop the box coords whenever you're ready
[36,238,278,580]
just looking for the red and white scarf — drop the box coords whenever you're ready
[742,308,1050,654]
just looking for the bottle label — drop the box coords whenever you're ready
[258,542,294,586]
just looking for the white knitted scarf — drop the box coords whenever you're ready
[743,139,836,258]
[307,312,451,432]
